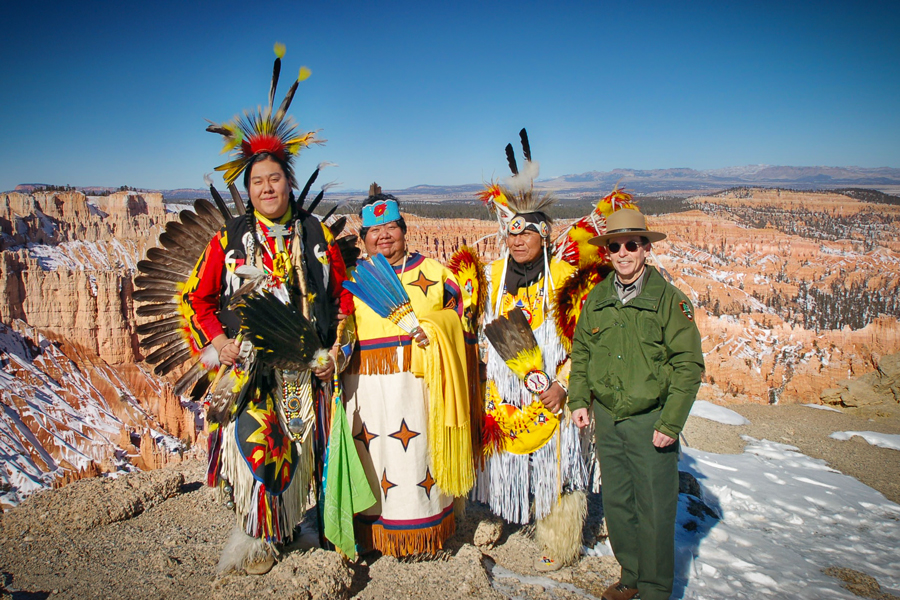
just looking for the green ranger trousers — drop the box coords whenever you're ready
[594,406,679,600]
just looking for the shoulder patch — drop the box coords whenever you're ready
[679,300,694,321]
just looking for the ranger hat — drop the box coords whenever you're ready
[589,207,667,246]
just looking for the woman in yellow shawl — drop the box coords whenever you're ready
[342,186,472,557]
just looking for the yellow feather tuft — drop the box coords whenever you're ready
[504,346,543,380]
[273,42,286,58]
[298,66,312,81]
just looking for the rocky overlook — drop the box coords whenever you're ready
[1,187,899,508]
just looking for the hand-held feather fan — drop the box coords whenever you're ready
[342,253,420,334]
[484,308,551,394]
[234,292,328,371]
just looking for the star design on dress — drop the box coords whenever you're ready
[353,422,378,453]
[417,468,436,499]
[388,418,421,452]
[380,469,397,499]
[245,396,293,487]
[408,270,437,295]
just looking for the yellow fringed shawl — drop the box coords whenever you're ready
[410,309,474,497]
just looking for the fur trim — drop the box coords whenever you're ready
[535,490,587,566]
[217,526,272,574]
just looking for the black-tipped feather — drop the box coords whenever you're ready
[235,292,323,370]
[133,276,180,290]
[484,308,538,363]
[145,340,187,365]
[505,143,518,175]
[328,216,347,237]
[133,289,180,303]
[136,302,180,317]
[137,260,185,282]
[154,346,194,376]
[307,189,325,214]
[135,315,183,336]
[269,55,282,113]
[166,220,213,250]
[192,199,227,231]
[297,167,320,208]
[519,128,531,163]
[146,247,197,271]
[208,185,233,220]
[274,79,298,124]
[336,236,360,268]
[228,183,246,215]
[173,360,211,397]
[139,329,186,350]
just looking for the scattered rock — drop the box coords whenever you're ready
[824,566,900,600]
[473,516,503,548]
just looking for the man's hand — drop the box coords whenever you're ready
[572,407,591,429]
[538,381,566,414]
[652,430,677,448]
[212,335,241,366]
[311,354,336,381]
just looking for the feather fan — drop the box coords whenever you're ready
[235,292,327,371]
[343,254,420,334]
[484,308,551,394]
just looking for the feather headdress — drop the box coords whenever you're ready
[205,43,324,188]
[343,253,420,334]
[552,184,637,268]
[478,128,555,237]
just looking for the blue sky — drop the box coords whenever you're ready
[1,0,898,192]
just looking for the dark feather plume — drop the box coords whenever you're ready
[274,79,298,123]
[145,340,187,366]
[484,308,538,363]
[269,53,282,113]
[154,346,194,376]
[136,302,180,317]
[146,248,197,271]
[135,315,183,336]
[519,128,531,163]
[208,184,233,220]
[133,276,180,291]
[307,189,325,214]
[235,292,323,370]
[328,216,347,237]
[137,260,184,282]
[297,166,320,209]
[336,236,360,268]
[228,183,247,215]
[505,143,519,175]
[139,329,186,349]
[133,289,179,304]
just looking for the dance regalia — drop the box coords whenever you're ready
[343,251,466,556]
[182,207,353,545]
[474,256,589,524]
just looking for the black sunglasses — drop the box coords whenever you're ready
[607,240,642,253]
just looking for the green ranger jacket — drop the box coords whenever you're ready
[568,266,704,439]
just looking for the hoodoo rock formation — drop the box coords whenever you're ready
[0,191,199,507]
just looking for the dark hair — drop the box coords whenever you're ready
[358,193,407,239]
[241,152,296,212]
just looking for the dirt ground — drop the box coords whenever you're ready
[1,403,897,599]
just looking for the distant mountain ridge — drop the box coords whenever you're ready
[12,165,900,199]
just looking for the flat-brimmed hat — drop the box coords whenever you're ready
[588,208,667,246]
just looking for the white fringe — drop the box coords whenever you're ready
[477,263,589,524]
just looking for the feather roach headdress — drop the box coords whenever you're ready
[205,43,324,188]
[478,128,556,238]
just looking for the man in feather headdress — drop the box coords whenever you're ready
[474,130,589,572]
[569,208,704,600]
[178,45,353,574]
